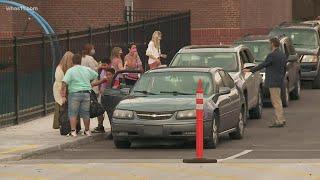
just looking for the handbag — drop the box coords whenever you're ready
[90,90,105,118]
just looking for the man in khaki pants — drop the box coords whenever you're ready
[243,38,286,128]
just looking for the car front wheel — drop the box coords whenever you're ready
[229,107,245,140]
[205,116,219,149]
[114,138,131,149]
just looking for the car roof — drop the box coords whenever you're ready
[274,22,319,30]
[146,67,221,74]
[178,44,245,53]
[236,35,288,43]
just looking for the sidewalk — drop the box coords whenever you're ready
[0,113,111,162]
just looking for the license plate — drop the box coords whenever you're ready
[143,126,163,136]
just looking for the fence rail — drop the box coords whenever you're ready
[0,11,191,127]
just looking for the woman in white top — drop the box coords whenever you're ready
[53,51,74,129]
[146,31,167,69]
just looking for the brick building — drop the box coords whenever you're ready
[0,0,310,44]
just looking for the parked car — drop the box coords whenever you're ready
[112,67,246,149]
[235,35,301,107]
[269,22,320,88]
[169,45,263,121]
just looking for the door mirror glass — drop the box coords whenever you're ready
[218,87,231,95]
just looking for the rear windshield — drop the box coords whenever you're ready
[170,52,238,72]
[270,28,319,49]
[240,42,270,62]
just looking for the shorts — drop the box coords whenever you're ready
[68,92,90,119]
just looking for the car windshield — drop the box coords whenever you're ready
[132,72,214,95]
[241,42,270,62]
[170,52,238,72]
[270,28,318,49]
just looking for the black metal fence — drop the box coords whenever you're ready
[0,11,191,127]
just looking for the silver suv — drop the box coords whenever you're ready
[169,45,263,122]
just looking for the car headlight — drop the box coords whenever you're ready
[176,110,196,120]
[113,109,134,119]
[301,55,318,63]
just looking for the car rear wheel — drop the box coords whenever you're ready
[281,82,289,107]
[114,138,131,149]
[229,107,245,140]
[249,90,262,119]
[290,78,301,100]
[205,116,219,149]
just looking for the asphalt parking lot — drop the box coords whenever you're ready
[29,86,320,161]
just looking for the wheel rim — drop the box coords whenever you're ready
[239,111,244,136]
[286,87,289,103]
[258,92,263,113]
[297,80,301,96]
[212,118,218,145]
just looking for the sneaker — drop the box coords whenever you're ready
[92,125,105,133]
[67,130,77,137]
[83,130,92,137]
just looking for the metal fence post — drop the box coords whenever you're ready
[67,30,70,51]
[126,21,130,45]
[108,24,112,56]
[41,34,47,115]
[13,36,19,125]
[89,27,92,44]
[142,19,147,71]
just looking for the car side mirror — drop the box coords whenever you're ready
[120,88,131,95]
[244,63,256,69]
[218,87,231,95]
[288,55,298,62]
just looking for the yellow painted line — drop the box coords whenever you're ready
[223,163,320,179]
[39,164,149,180]
[124,163,243,180]
[0,172,49,180]
[0,144,39,155]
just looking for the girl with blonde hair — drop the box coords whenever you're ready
[110,47,124,72]
[146,31,167,69]
[52,51,74,129]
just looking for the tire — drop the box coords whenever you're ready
[281,81,289,107]
[229,107,245,140]
[114,139,131,149]
[205,115,219,149]
[290,78,301,100]
[249,89,263,119]
[312,72,320,89]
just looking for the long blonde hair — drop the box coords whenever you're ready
[151,31,161,50]
[110,47,122,59]
[59,51,74,74]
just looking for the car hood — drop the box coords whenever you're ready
[116,95,200,112]
[295,47,319,56]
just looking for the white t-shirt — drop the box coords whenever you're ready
[146,41,161,64]
[53,66,64,105]
[81,55,99,94]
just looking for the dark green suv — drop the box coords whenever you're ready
[269,22,320,88]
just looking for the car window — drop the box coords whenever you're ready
[241,41,270,62]
[214,72,224,91]
[219,71,235,89]
[171,52,239,72]
[283,43,290,58]
[244,49,255,63]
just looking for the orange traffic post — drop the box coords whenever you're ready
[183,79,217,163]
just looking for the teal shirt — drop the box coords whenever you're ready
[62,65,98,93]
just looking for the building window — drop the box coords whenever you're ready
[125,0,133,22]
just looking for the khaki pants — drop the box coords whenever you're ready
[269,88,286,124]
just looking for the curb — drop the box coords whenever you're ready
[0,131,111,163]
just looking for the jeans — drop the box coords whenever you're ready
[68,92,90,119]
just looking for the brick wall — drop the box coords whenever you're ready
[134,0,292,45]
[0,0,125,38]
